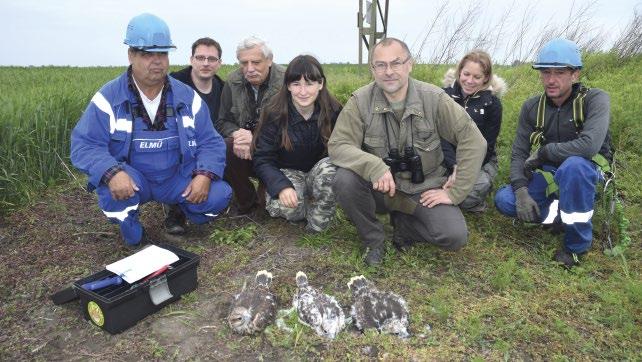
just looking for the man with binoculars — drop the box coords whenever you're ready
[329,38,486,266]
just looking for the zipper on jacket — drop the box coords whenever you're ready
[556,107,562,143]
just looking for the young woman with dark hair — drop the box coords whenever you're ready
[252,55,342,232]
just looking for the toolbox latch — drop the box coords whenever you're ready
[149,275,173,305]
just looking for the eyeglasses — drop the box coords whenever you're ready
[371,56,411,73]
[193,55,220,63]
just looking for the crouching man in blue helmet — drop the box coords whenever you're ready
[71,13,232,247]
[494,38,612,268]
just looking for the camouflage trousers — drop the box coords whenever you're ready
[265,157,337,232]
[459,158,498,212]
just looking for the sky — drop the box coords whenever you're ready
[1,0,640,66]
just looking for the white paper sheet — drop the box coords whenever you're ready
[106,245,179,283]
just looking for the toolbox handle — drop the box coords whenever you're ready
[148,275,173,305]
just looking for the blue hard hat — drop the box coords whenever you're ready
[124,13,176,52]
[532,38,582,69]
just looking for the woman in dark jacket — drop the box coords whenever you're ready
[441,50,506,212]
[252,55,342,232]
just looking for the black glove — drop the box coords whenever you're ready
[523,150,543,180]
[515,187,540,222]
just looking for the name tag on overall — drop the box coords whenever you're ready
[133,136,180,153]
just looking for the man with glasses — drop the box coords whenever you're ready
[215,36,285,215]
[70,13,231,248]
[329,37,486,266]
[494,38,612,268]
[165,37,225,234]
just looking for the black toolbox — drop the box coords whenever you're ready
[73,244,200,334]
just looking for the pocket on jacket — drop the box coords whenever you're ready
[108,131,128,156]
[414,136,443,174]
[363,135,387,158]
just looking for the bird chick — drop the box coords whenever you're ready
[293,271,346,339]
[228,270,277,335]
[347,275,410,338]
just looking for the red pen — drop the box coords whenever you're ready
[129,265,172,290]
[142,265,169,282]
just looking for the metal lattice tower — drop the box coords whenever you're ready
[357,0,389,64]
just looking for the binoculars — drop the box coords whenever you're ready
[244,106,263,131]
[243,119,258,131]
[383,146,424,184]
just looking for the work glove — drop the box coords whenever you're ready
[515,187,540,223]
[523,150,543,180]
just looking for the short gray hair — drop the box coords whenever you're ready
[236,36,273,60]
[370,37,412,63]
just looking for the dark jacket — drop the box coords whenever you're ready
[509,83,612,191]
[441,69,504,169]
[216,64,286,137]
[170,66,224,125]
[253,100,341,197]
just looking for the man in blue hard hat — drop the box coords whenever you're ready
[70,13,232,247]
[494,38,613,268]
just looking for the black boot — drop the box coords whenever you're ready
[553,248,584,269]
[392,228,414,252]
[365,244,385,266]
[164,204,186,235]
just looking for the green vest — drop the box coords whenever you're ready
[352,80,447,195]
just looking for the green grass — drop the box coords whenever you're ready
[0,53,641,359]
[2,53,641,214]
[208,223,257,246]
[190,206,639,359]
[0,54,640,212]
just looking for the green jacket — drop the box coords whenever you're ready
[215,64,285,137]
[328,78,486,204]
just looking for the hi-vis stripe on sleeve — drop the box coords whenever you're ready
[192,90,202,114]
[561,209,594,224]
[182,91,201,129]
[102,204,139,222]
[542,199,559,224]
[91,92,132,134]
[182,115,195,129]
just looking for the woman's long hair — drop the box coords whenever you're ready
[253,55,341,152]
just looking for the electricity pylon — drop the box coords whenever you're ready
[357,0,389,64]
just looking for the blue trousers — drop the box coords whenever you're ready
[97,164,232,245]
[494,156,601,253]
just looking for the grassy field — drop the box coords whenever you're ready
[0,54,640,360]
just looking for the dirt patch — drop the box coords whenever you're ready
[3,185,639,360]
[0,187,331,360]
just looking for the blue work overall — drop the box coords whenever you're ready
[494,156,602,254]
[96,99,231,245]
